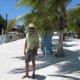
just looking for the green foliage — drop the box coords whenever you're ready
[6,14,26,32]
[7,0,72,34]
[6,19,16,32]
[0,14,7,34]
[68,5,80,34]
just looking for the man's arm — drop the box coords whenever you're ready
[36,41,39,51]
[35,40,39,56]
[24,39,27,55]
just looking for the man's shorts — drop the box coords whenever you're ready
[25,48,36,63]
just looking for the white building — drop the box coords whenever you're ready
[6,31,20,42]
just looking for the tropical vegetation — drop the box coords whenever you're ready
[0,14,7,34]
[68,5,80,38]
[7,0,80,57]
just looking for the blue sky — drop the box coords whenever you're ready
[67,0,80,10]
[0,0,80,21]
[0,0,31,20]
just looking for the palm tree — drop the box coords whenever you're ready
[7,0,72,57]
[7,10,57,34]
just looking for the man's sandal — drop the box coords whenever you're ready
[32,74,36,79]
[22,74,29,79]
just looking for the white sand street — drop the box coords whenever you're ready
[0,38,80,80]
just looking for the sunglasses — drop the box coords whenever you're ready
[29,28,35,30]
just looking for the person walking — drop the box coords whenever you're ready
[22,23,39,79]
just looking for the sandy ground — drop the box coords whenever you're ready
[0,38,80,80]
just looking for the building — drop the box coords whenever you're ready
[6,27,23,42]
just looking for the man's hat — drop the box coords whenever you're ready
[28,23,35,28]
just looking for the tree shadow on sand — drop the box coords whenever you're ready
[8,39,80,80]
[8,49,80,75]
[54,49,80,74]
[12,56,25,60]
[48,74,80,80]
[29,74,46,80]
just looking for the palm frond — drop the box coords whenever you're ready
[6,14,26,32]
[16,0,27,7]
[6,19,16,32]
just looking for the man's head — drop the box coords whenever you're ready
[28,23,35,33]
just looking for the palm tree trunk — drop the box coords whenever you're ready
[55,30,64,57]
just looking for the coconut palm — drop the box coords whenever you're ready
[7,10,57,34]
[17,0,73,57]
[7,0,72,57]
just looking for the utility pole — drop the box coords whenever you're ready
[1,13,8,44]
[1,28,4,43]
[6,13,8,26]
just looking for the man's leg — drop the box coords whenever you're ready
[25,62,29,76]
[32,58,36,76]
[22,62,29,79]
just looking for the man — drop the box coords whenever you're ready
[22,23,39,79]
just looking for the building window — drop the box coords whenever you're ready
[10,36,12,39]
